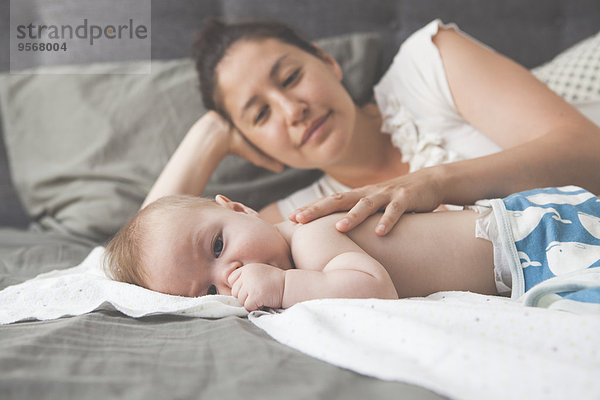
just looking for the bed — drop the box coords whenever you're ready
[1,1,599,399]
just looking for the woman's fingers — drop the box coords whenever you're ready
[375,200,407,236]
[291,169,445,234]
[334,193,390,232]
[290,186,410,235]
[292,191,365,224]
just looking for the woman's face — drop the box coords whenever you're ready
[216,38,357,169]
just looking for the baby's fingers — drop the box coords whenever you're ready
[229,269,244,298]
[243,297,262,312]
[235,286,248,308]
[230,279,240,299]
[228,268,242,286]
[375,201,407,236]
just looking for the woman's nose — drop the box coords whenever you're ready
[279,94,307,125]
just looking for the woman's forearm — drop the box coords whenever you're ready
[438,123,600,205]
[434,25,600,202]
[142,119,228,208]
[143,110,286,209]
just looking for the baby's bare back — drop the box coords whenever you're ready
[297,210,497,297]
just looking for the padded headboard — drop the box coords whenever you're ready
[1,0,599,229]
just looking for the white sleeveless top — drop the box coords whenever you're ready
[276,19,504,216]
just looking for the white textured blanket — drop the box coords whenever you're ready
[4,247,600,400]
[0,247,247,324]
[249,294,600,400]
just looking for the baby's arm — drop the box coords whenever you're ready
[281,217,398,308]
[228,219,398,311]
[281,250,399,308]
[229,253,397,311]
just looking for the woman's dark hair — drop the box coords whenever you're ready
[193,18,323,121]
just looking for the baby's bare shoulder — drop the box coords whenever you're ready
[290,213,354,271]
[293,213,347,243]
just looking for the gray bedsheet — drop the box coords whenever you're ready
[0,229,446,400]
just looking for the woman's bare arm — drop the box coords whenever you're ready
[433,26,600,203]
[143,112,229,208]
[290,26,600,234]
[143,111,284,209]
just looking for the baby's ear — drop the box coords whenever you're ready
[215,195,258,216]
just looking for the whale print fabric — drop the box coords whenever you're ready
[500,186,600,304]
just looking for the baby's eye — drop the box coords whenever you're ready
[207,285,217,295]
[213,235,223,258]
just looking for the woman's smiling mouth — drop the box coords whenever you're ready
[300,111,332,147]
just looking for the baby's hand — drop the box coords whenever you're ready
[228,263,285,311]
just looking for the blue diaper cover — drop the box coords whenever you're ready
[474,186,600,305]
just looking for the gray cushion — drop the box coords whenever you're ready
[0,110,29,227]
[0,32,381,243]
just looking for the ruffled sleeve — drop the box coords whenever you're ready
[373,19,464,172]
[376,86,461,172]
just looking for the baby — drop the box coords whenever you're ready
[105,186,600,311]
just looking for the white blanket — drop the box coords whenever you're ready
[249,294,600,400]
[0,247,247,324]
[4,247,600,400]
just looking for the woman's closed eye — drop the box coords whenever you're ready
[253,69,301,124]
[282,68,301,87]
[212,235,224,258]
[255,105,269,124]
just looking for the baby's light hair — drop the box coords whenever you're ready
[103,195,217,288]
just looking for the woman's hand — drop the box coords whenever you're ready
[192,111,284,173]
[142,111,283,208]
[289,167,446,236]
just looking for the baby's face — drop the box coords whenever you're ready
[143,199,293,297]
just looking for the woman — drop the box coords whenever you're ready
[143,18,600,236]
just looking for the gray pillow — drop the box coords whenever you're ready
[0,32,381,243]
